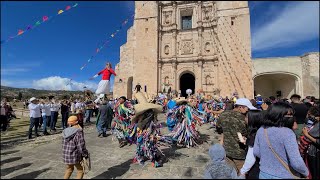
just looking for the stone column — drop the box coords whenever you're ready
[197,60,204,90]
[172,30,177,57]
[172,2,177,27]
[172,61,177,91]
[214,60,219,91]
[158,62,163,91]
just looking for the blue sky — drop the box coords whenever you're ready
[1,1,319,91]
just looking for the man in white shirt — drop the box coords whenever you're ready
[50,99,61,131]
[40,99,51,135]
[28,97,42,139]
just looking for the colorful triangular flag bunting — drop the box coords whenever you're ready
[66,6,71,10]
[26,25,32,30]
[35,21,41,26]
[18,29,24,35]
[73,3,78,7]
[43,16,49,22]
[58,10,64,14]
[111,34,114,37]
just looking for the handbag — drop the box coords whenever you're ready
[80,153,91,174]
[263,128,307,179]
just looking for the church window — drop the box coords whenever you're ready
[231,17,235,26]
[182,16,192,30]
[181,9,193,30]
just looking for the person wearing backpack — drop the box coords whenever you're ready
[62,116,89,179]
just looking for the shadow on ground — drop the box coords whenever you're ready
[0,163,32,177]
[11,168,51,179]
[161,145,188,165]
[0,157,22,166]
[92,159,132,179]
[1,150,20,156]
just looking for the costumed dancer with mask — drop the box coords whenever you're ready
[90,62,116,103]
[131,92,164,168]
[111,96,135,148]
[166,97,202,148]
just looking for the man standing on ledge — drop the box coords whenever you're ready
[135,83,142,93]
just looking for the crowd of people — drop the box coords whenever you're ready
[1,88,319,179]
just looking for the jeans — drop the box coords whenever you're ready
[42,115,50,133]
[85,109,93,123]
[61,112,69,129]
[46,115,51,127]
[50,111,58,130]
[97,118,107,134]
[0,115,8,131]
[64,163,84,179]
[29,117,40,138]
[259,171,282,179]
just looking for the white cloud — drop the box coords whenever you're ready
[32,76,98,91]
[252,1,320,52]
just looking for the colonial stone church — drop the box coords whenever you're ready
[113,1,319,99]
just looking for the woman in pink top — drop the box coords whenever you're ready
[91,63,116,101]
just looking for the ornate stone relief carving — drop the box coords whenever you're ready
[163,11,172,25]
[204,74,215,85]
[202,6,212,21]
[180,40,194,55]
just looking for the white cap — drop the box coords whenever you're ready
[235,98,257,110]
[256,94,261,97]
[29,97,37,102]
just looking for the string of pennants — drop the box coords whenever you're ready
[1,3,78,45]
[78,1,149,72]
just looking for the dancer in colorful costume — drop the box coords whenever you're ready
[132,92,164,167]
[90,62,116,103]
[166,97,202,148]
[111,96,135,147]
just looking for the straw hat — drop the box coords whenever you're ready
[68,116,78,126]
[173,97,188,105]
[132,92,162,121]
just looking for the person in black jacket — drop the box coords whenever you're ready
[96,99,113,137]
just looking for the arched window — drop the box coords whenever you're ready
[205,42,211,53]
[164,76,170,85]
[164,45,170,55]
[205,75,211,84]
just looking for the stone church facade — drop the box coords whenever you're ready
[113,1,319,99]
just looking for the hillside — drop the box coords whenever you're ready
[0,86,86,101]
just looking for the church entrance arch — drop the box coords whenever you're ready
[127,76,133,99]
[179,72,195,98]
[253,72,300,99]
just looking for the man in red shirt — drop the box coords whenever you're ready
[90,63,116,103]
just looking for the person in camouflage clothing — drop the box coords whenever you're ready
[216,98,257,175]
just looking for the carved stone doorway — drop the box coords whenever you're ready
[180,73,195,98]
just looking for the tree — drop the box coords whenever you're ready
[18,92,23,100]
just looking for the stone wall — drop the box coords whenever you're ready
[301,52,319,98]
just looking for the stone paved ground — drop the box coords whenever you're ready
[1,113,220,179]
